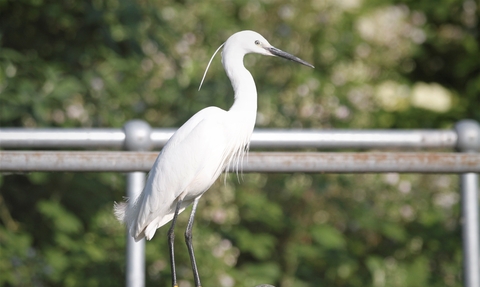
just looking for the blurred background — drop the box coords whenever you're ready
[0,0,479,286]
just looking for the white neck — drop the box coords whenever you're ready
[221,50,258,173]
[222,51,258,115]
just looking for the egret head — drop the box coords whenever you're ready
[225,30,272,55]
[225,30,314,68]
[199,30,313,90]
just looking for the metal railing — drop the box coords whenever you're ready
[0,119,479,287]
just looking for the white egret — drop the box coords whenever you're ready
[114,30,313,287]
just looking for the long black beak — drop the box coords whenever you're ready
[266,46,314,68]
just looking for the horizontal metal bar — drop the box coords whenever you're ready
[0,128,458,149]
[0,129,127,148]
[1,151,478,173]
[251,129,457,149]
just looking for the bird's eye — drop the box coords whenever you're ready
[254,40,260,45]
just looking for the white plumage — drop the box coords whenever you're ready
[114,30,313,286]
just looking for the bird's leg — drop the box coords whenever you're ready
[168,198,183,287]
[185,198,202,287]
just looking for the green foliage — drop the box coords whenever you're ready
[311,224,346,250]
[1,0,478,286]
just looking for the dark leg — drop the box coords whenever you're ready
[185,198,202,287]
[168,198,183,287]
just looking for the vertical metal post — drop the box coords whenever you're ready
[123,120,154,287]
[461,173,480,287]
[456,120,480,287]
[126,172,146,287]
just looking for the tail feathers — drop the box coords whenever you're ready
[134,230,146,242]
[113,196,148,241]
[113,194,187,242]
[113,201,128,223]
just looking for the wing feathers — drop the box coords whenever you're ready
[114,107,247,241]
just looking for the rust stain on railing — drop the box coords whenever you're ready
[1,151,478,173]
